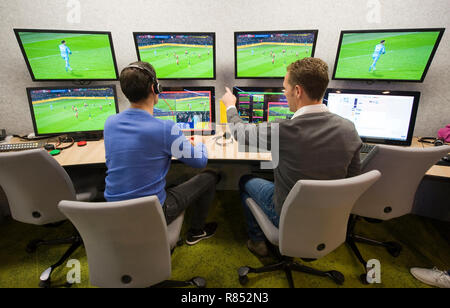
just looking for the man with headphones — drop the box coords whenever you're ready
[103,61,219,245]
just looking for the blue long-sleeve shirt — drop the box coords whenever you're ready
[104,108,208,204]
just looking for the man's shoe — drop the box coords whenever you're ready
[186,222,218,245]
[410,267,450,288]
[247,240,269,257]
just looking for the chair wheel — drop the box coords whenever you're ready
[239,275,249,286]
[39,279,51,288]
[360,273,369,285]
[386,242,402,257]
[238,267,250,286]
[191,277,206,288]
[327,270,345,285]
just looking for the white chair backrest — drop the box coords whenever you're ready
[279,170,381,259]
[352,145,449,220]
[0,149,75,225]
[58,196,171,288]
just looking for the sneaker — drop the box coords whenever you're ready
[186,222,218,245]
[247,240,269,257]
[410,267,450,288]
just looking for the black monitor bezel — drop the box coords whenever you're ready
[157,86,216,135]
[324,88,421,146]
[26,84,119,137]
[233,86,289,123]
[331,28,446,83]
[133,32,216,80]
[14,28,119,82]
[234,30,319,79]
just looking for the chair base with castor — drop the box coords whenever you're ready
[346,215,402,284]
[238,256,344,288]
[151,277,206,288]
[36,234,83,288]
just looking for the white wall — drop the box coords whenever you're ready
[0,0,449,136]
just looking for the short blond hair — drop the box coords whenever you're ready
[287,58,329,101]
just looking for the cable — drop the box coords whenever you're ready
[213,132,234,147]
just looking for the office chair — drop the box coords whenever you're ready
[347,145,450,282]
[0,149,97,287]
[238,170,381,288]
[58,196,206,288]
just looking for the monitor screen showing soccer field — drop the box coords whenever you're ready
[134,33,215,79]
[155,87,215,132]
[14,29,118,81]
[235,30,318,78]
[27,86,118,136]
[332,28,445,82]
[233,87,293,123]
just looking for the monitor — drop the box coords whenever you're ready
[324,88,420,146]
[332,28,445,82]
[233,87,293,123]
[27,85,119,137]
[14,29,119,81]
[234,30,318,79]
[133,32,216,80]
[155,87,215,134]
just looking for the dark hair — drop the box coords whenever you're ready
[61,40,66,44]
[380,40,385,43]
[287,57,329,101]
[119,61,157,103]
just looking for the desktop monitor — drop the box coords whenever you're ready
[27,85,119,137]
[133,32,216,80]
[324,88,420,146]
[233,87,293,123]
[155,87,215,134]
[234,30,318,79]
[14,29,119,81]
[332,28,445,82]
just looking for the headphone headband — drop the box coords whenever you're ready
[124,64,162,94]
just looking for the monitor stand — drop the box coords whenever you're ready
[67,132,103,142]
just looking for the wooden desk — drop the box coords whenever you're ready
[9,128,450,178]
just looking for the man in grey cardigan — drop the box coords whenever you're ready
[221,58,362,257]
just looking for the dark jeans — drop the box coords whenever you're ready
[163,170,218,230]
[239,175,279,242]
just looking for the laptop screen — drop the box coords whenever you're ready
[324,89,420,146]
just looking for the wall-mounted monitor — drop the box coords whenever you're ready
[234,30,318,79]
[155,87,215,135]
[324,88,420,146]
[14,29,119,81]
[233,87,292,123]
[27,85,119,137]
[133,32,216,80]
[332,28,445,82]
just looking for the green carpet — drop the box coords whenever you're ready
[0,191,448,288]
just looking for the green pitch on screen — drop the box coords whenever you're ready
[237,44,312,78]
[139,45,214,79]
[33,98,116,134]
[268,106,293,122]
[19,32,117,80]
[334,32,441,80]
[155,96,210,122]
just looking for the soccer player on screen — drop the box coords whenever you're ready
[59,40,72,72]
[369,40,386,72]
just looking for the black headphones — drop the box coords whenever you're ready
[418,137,444,146]
[124,64,162,95]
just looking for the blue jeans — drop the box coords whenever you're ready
[239,175,279,242]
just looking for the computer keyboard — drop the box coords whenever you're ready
[0,142,40,152]
[360,143,376,154]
